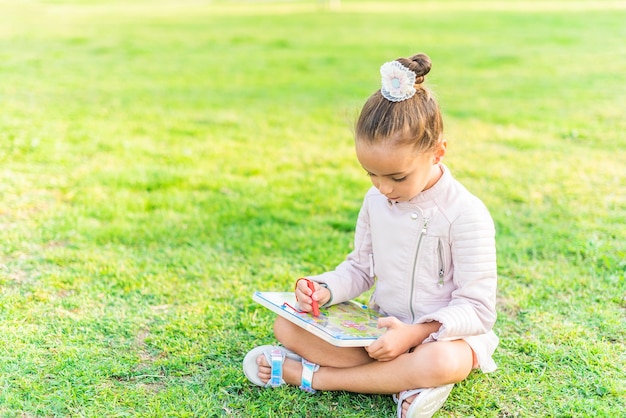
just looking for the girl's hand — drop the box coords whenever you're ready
[364,317,415,361]
[295,279,331,312]
[365,318,441,362]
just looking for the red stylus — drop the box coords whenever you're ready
[306,279,320,317]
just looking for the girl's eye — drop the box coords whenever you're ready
[392,176,407,182]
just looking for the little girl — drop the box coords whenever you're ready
[243,53,498,418]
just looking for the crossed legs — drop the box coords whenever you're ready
[256,316,474,395]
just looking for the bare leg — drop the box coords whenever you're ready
[273,316,374,368]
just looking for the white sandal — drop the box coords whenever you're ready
[393,384,454,418]
[243,345,320,393]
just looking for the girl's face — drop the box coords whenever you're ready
[355,139,446,203]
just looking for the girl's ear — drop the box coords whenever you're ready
[433,139,447,164]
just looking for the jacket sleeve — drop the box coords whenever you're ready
[417,204,497,340]
[306,197,375,304]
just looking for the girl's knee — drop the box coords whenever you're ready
[416,341,473,384]
[439,342,473,382]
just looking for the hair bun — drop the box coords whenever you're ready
[397,53,431,85]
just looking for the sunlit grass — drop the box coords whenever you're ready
[0,0,624,416]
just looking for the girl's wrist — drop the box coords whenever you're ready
[318,283,333,307]
[413,321,441,344]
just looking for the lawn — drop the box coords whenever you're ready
[0,0,624,416]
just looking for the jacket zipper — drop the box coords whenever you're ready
[437,239,445,288]
[409,217,429,322]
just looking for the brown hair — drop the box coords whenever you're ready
[355,53,443,153]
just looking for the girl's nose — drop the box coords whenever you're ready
[377,180,393,195]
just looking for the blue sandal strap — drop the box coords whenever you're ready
[268,348,284,387]
[299,359,319,393]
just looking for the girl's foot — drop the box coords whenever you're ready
[395,385,454,418]
[399,394,415,418]
[243,345,319,393]
[256,352,302,386]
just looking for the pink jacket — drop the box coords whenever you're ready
[308,164,498,370]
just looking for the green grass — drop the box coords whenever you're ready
[1,0,625,416]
